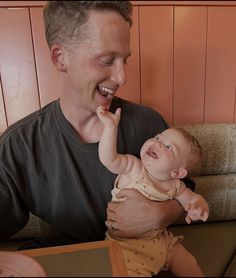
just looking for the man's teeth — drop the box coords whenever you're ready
[98,86,115,96]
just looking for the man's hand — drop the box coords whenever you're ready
[106,189,184,237]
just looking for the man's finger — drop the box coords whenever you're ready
[114,188,135,199]
[107,201,120,212]
[105,220,118,231]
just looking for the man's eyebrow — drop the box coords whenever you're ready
[96,51,132,58]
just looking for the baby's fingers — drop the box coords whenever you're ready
[115,107,121,116]
[201,211,209,222]
[185,214,192,224]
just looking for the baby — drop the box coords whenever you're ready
[97,105,209,277]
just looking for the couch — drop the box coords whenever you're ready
[1,123,236,277]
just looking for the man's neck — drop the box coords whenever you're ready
[59,98,103,143]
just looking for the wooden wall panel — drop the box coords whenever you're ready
[0,1,46,7]
[30,7,60,107]
[1,2,236,130]
[174,6,207,124]
[1,1,236,7]
[0,8,40,126]
[205,7,236,123]
[132,1,236,5]
[139,6,174,124]
[116,6,140,104]
[0,76,7,132]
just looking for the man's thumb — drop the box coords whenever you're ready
[115,188,132,199]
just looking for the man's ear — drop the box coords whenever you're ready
[170,167,187,179]
[50,44,68,72]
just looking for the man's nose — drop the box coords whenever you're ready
[111,62,126,86]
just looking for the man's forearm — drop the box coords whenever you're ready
[155,199,185,228]
[106,189,186,238]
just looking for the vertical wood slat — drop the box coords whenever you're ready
[0,1,46,7]
[173,6,207,124]
[0,8,40,126]
[0,75,7,132]
[30,7,60,107]
[139,6,174,124]
[116,6,140,104]
[205,7,236,123]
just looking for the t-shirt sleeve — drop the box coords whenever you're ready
[0,162,29,239]
[0,141,29,239]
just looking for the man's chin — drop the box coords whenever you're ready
[95,95,113,110]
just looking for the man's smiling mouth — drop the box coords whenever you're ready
[97,85,116,97]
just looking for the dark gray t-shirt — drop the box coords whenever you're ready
[0,97,168,245]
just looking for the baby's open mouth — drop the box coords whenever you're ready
[97,86,116,97]
[147,150,158,159]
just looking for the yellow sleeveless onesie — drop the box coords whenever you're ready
[107,166,183,277]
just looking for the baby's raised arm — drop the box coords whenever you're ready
[175,183,209,224]
[97,106,140,175]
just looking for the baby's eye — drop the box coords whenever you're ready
[165,145,173,151]
[154,135,160,141]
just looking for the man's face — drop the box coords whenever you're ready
[61,9,131,112]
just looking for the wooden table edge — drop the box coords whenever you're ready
[18,239,128,277]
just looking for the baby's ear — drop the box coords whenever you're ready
[171,167,187,179]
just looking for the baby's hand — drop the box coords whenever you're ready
[184,194,209,224]
[96,105,121,127]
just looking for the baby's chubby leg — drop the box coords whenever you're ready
[169,242,204,277]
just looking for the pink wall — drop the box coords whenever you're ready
[0,1,236,132]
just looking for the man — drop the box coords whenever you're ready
[0,1,186,247]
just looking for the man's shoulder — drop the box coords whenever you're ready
[0,100,58,144]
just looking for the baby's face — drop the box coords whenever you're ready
[140,128,189,179]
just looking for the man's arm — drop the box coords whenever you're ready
[0,168,29,239]
[106,189,184,237]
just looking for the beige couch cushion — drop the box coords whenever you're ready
[176,123,236,175]
[193,174,236,221]
[174,123,236,222]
